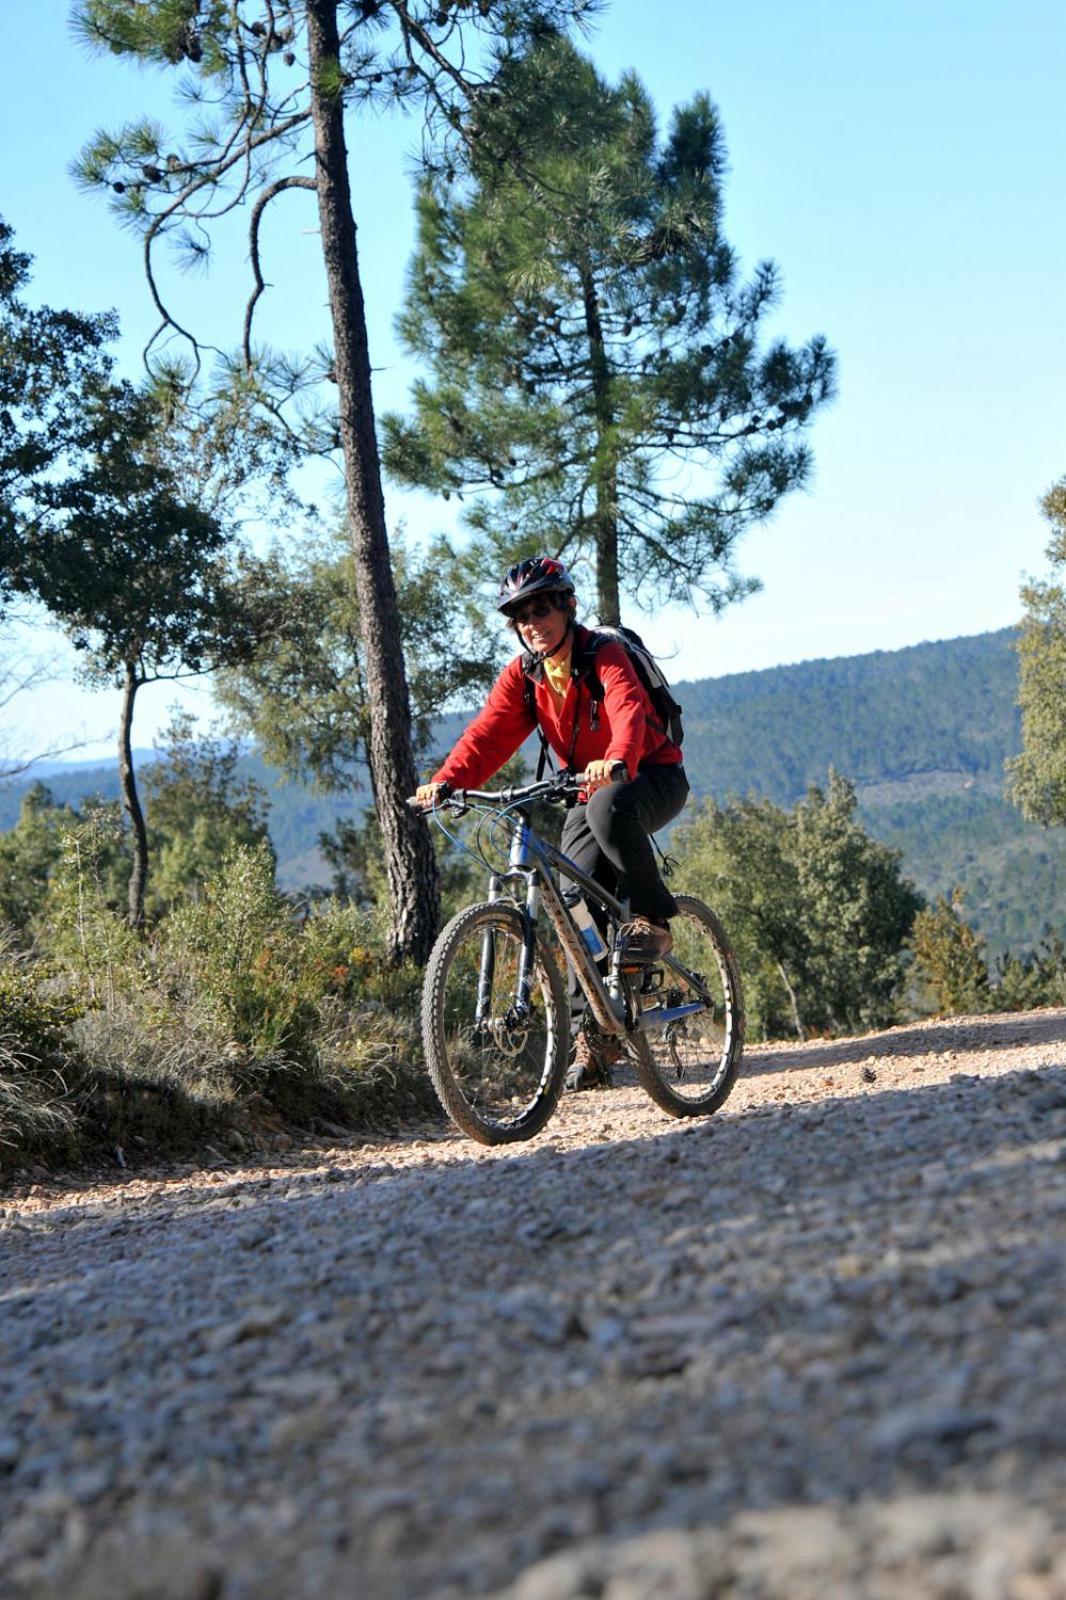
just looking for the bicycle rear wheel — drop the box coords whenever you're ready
[628,894,744,1118]
[422,901,569,1144]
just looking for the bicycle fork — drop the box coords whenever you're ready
[476,820,544,1028]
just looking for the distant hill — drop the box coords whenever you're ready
[664,627,1064,957]
[674,628,1020,801]
[3,627,1062,957]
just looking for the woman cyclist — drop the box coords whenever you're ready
[415,555,689,1088]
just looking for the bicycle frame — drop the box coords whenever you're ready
[482,802,712,1041]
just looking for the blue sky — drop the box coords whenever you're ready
[3,0,1064,764]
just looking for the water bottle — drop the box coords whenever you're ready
[570,896,608,960]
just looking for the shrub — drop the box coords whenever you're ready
[0,841,436,1168]
[992,931,1066,1011]
[910,889,991,1015]
[0,955,83,1157]
[42,808,143,1004]
[162,840,319,1060]
[158,844,431,1122]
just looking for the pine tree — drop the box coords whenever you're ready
[383,36,835,623]
[72,0,593,959]
[1008,476,1066,825]
[674,771,923,1039]
[0,217,113,610]
[910,889,991,1016]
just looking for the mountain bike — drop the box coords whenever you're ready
[409,773,744,1145]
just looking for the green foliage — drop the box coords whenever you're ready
[0,735,273,943]
[992,932,1066,1011]
[860,784,1066,962]
[383,36,834,620]
[910,889,1066,1016]
[161,841,423,1070]
[0,959,83,1062]
[143,714,272,916]
[0,784,81,941]
[71,0,597,435]
[18,380,236,684]
[1007,476,1066,824]
[669,793,808,1040]
[674,772,923,1039]
[7,627,1065,956]
[0,217,115,611]
[216,529,502,789]
[163,841,310,1058]
[0,950,83,1167]
[44,808,144,1004]
[909,890,991,1016]
[793,772,925,1034]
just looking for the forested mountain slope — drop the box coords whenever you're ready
[661,627,1062,957]
[674,628,1019,801]
[3,628,1062,955]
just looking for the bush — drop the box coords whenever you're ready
[155,844,431,1125]
[992,931,1066,1011]
[162,840,316,1059]
[0,955,83,1157]
[0,840,437,1169]
[43,808,143,1004]
[673,773,923,1039]
[910,889,992,1015]
[0,959,83,1059]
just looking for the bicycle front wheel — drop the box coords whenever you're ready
[628,894,744,1118]
[422,901,569,1145]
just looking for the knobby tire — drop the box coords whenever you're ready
[422,901,569,1145]
[628,894,745,1118]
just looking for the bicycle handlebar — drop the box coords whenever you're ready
[406,773,586,813]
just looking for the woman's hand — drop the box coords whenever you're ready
[414,782,447,810]
[583,759,626,793]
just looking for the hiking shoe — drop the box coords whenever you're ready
[618,915,673,961]
[565,1028,621,1091]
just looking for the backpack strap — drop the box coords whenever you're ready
[521,655,555,779]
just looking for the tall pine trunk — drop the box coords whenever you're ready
[118,659,148,930]
[580,269,620,625]
[306,0,440,962]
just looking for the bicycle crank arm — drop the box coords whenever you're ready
[635,999,708,1032]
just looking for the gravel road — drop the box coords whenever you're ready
[2,1009,1065,1599]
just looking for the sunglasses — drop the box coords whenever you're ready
[512,597,559,626]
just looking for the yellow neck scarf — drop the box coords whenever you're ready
[542,638,573,703]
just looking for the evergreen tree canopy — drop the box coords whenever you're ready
[674,771,923,1039]
[0,218,114,609]
[1008,476,1066,825]
[215,531,502,789]
[72,0,598,959]
[10,374,268,928]
[383,36,835,622]
[18,380,237,683]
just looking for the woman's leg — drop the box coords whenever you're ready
[559,801,615,1036]
[584,764,689,920]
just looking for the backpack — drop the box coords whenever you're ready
[523,624,684,777]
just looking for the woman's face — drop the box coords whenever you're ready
[513,593,571,656]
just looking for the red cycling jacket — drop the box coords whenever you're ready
[431,625,683,792]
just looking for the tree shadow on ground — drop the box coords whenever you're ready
[4,1061,1064,1600]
